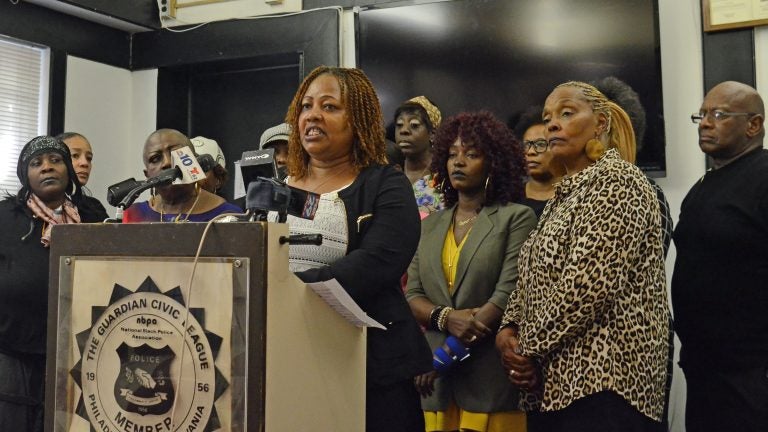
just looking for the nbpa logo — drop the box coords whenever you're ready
[114,343,175,416]
[72,276,228,431]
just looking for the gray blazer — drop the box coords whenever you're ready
[406,202,536,412]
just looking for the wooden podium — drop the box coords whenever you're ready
[44,222,366,432]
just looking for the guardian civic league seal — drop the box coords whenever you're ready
[71,276,227,431]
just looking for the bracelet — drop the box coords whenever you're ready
[437,307,454,332]
[429,306,444,331]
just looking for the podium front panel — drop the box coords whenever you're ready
[46,223,268,432]
[46,223,366,432]
[52,256,248,431]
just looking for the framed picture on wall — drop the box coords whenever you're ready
[703,0,768,32]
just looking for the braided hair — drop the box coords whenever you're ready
[555,81,636,163]
[285,66,387,179]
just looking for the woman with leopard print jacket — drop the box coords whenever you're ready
[495,82,670,432]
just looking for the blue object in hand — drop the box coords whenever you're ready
[432,336,471,374]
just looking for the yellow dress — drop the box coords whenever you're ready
[424,224,527,432]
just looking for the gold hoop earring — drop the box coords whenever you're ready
[585,139,606,162]
[484,176,490,200]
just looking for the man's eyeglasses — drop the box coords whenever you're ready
[690,110,756,124]
[524,139,549,154]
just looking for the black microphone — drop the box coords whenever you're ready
[279,234,324,245]
[241,148,287,221]
[285,184,319,219]
[240,149,319,222]
[276,165,288,181]
[240,148,277,186]
[106,151,217,208]
[106,178,142,207]
[245,177,290,222]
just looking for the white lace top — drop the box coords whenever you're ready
[271,184,350,273]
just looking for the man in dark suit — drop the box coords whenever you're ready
[673,81,767,432]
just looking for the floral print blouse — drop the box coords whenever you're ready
[413,173,443,215]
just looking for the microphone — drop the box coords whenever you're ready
[279,234,323,245]
[106,148,216,209]
[285,184,320,219]
[106,178,142,207]
[245,177,290,222]
[276,165,288,181]
[240,148,277,186]
[240,149,319,222]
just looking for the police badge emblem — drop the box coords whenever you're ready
[114,343,176,416]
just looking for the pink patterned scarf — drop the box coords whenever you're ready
[26,194,81,247]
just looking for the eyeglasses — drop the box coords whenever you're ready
[690,110,756,124]
[523,139,549,154]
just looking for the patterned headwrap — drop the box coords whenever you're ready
[16,135,81,201]
[407,96,442,129]
[18,136,76,184]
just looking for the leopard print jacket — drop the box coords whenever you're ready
[502,149,670,421]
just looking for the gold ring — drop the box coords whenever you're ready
[509,369,517,377]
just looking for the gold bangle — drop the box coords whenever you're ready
[438,307,453,332]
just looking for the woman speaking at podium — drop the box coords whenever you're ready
[282,66,432,432]
[0,136,105,431]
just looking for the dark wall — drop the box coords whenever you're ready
[55,0,160,29]
[147,9,341,200]
[130,8,340,71]
[359,0,668,174]
[702,29,755,92]
[0,1,131,68]
[49,50,68,136]
[0,0,761,169]
[156,54,304,200]
[1,3,340,159]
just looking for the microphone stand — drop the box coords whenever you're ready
[105,182,166,223]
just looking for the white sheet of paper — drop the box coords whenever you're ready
[306,279,386,329]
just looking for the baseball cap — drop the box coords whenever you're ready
[191,136,226,168]
[259,123,291,150]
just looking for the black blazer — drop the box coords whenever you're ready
[296,164,432,387]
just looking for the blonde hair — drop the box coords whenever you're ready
[284,66,387,179]
[556,81,637,163]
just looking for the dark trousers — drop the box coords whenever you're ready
[683,363,768,432]
[0,352,44,432]
[366,379,425,432]
[527,391,663,432]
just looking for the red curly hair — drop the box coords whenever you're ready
[431,111,526,208]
